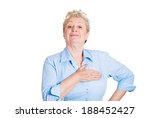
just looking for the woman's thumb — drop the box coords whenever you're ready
[79,64,87,70]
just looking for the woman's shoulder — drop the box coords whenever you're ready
[85,49,109,56]
[44,50,63,63]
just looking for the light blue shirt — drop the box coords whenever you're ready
[42,48,136,101]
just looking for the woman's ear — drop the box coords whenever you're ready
[84,32,89,43]
[63,32,66,39]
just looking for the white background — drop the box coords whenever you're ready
[0,0,150,118]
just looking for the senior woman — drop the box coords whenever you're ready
[42,10,136,101]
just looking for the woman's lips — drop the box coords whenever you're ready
[70,34,79,37]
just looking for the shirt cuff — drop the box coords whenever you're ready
[51,84,62,101]
[117,84,136,92]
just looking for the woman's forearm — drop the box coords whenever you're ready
[109,90,126,101]
[60,73,80,100]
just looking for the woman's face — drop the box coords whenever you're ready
[63,17,89,47]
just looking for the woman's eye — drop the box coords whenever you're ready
[78,26,82,28]
[67,26,72,28]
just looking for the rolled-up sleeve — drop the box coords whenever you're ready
[104,53,136,92]
[113,66,136,92]
[42,57,62,101]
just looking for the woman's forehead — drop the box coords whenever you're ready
[66,17,86,24]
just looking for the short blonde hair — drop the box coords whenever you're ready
[63,10,90,33]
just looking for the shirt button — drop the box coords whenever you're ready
[86,89,88,93]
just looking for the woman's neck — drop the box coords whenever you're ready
[67,46,83,67]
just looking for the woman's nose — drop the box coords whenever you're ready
[72,26,77,32]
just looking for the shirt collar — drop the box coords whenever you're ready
[60,47,93,63]
[83,49,93,62]
[60,48,72,63]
